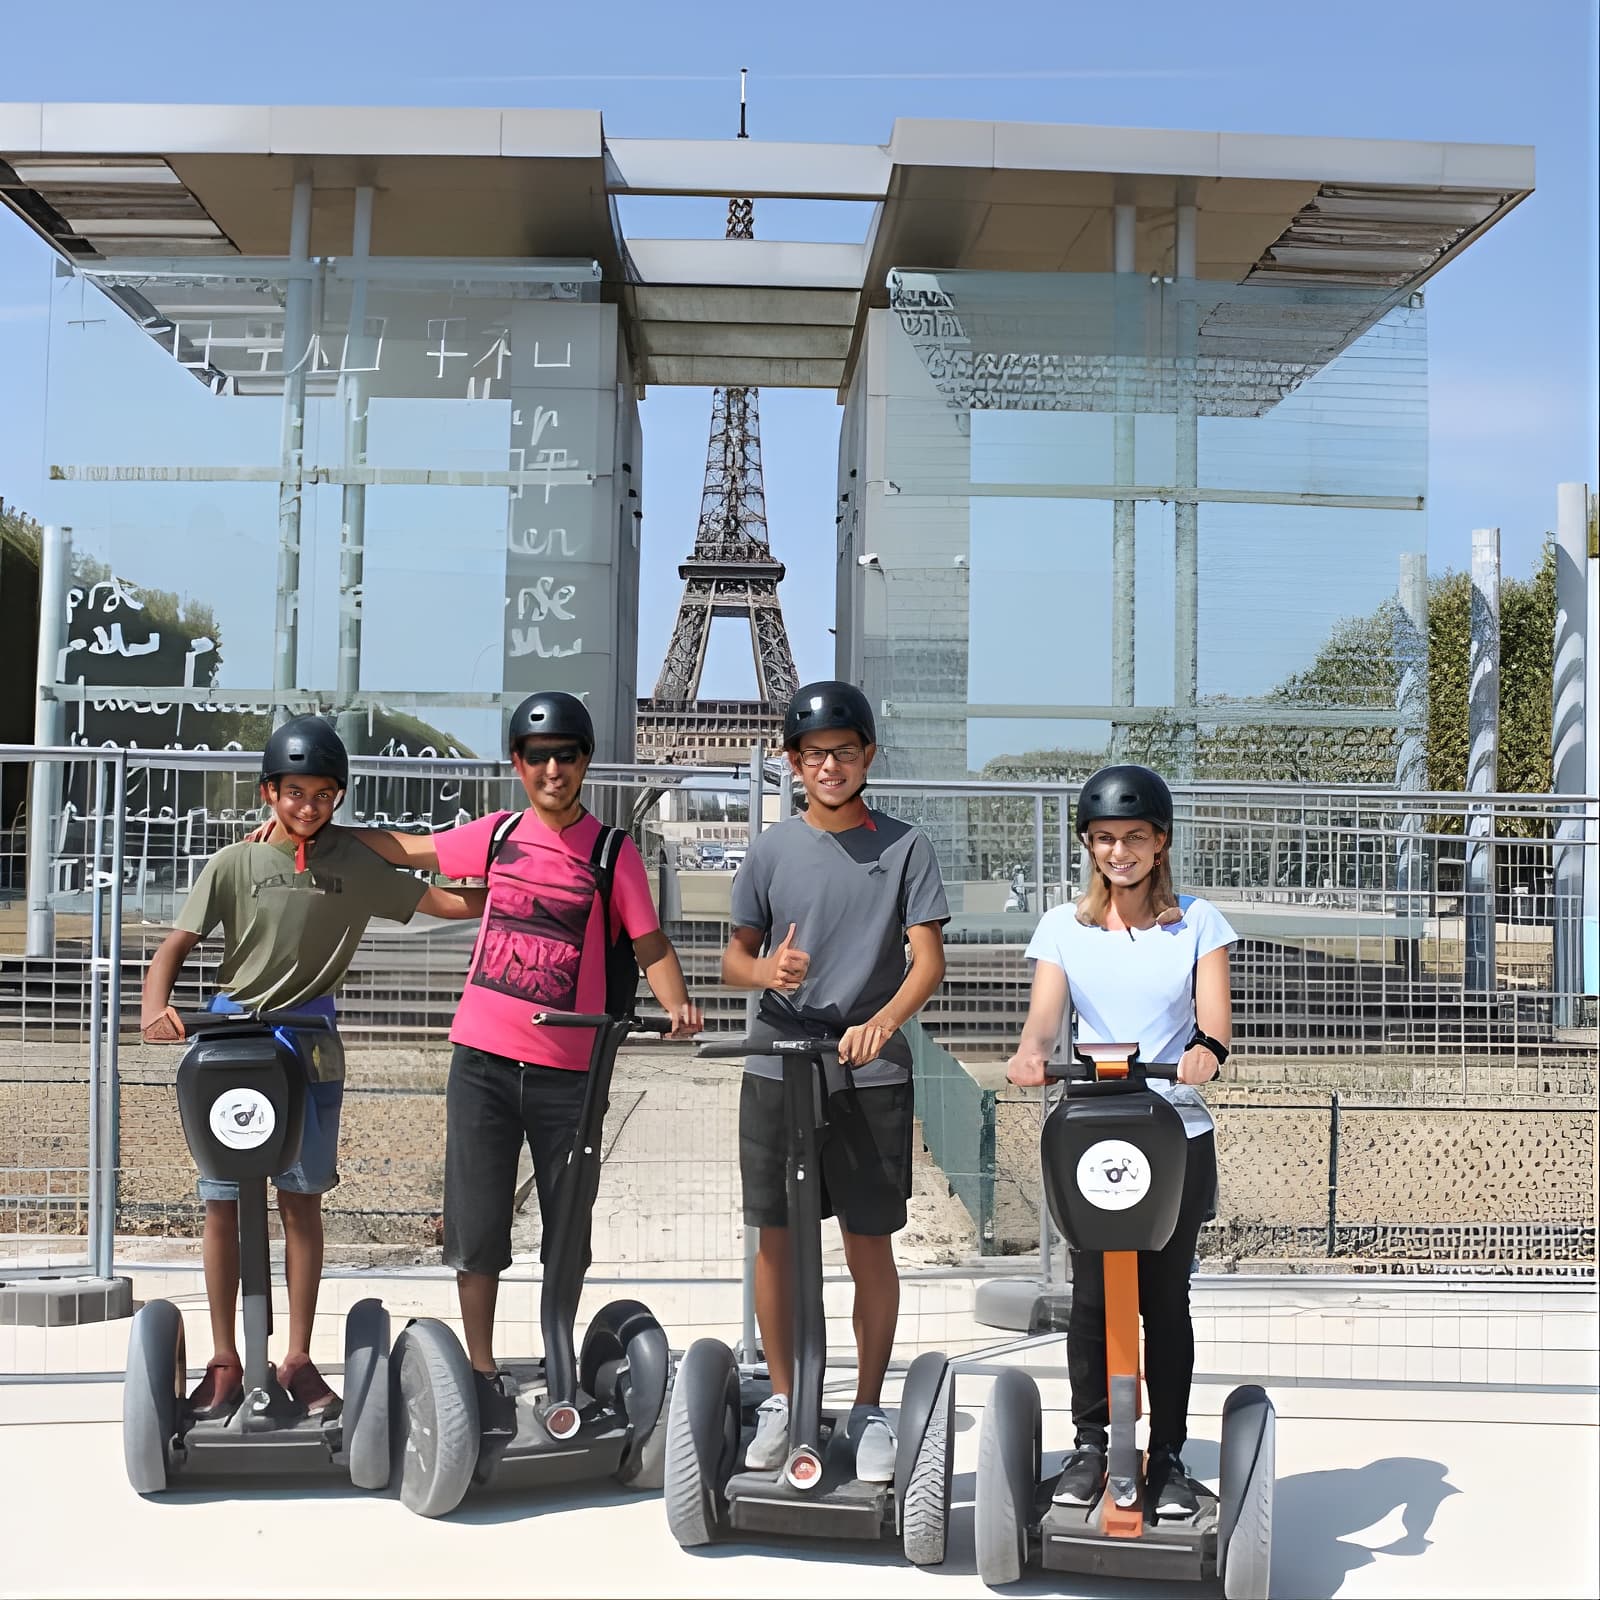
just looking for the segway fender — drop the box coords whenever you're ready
[1219,1383,1276,1600]
[621,1317,671,1442]
[893,1349,950,1508]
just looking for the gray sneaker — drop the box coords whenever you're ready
[745,1393,790,1471]
[847,1404,897,1483]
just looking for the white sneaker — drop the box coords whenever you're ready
[745,1393,790,1470]
[848,1404,897,1483]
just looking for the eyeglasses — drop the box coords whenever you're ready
[517,743,584,767]
[798,744,864,768]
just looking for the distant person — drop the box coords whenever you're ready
[1006,764,1234,1518]
[140,716,485,1418]
[721,680,948,1482]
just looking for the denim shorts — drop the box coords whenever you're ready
[195,994,343,1203]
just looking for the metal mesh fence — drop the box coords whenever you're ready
[2,745,1595,1375]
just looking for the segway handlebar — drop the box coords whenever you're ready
[696,1036,842,1060]
[1045,1041,1181,1083]
[531,1011,678,1035]
[177,1008,335,1035]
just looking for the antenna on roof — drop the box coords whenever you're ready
[739,67,748,139]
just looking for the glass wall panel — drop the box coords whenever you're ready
[860,266,1428,781]
[38,254,631,766]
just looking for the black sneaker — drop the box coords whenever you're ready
[472,1368,518,1482]
[1051,1445,1107,1506]
[1144,1447,1200,1519]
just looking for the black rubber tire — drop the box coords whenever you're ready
[663,1338,740,1547]
[343,1297,391,1491]
[390,1318,479,1518]
[123,1299,184,1495]
[902,1362,954,1566]
[1219,1384,1276,1600]
[975,1367,1041,1586]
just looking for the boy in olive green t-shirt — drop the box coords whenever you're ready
[140,717,484,1418]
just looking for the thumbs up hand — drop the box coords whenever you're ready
[762,923,810,993]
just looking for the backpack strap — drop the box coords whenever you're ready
[588,822,622,925]
[484,809,522,877]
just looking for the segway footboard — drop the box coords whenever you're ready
[1039,1491,1219,1582]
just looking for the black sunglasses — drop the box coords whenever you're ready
[516,742,585,767]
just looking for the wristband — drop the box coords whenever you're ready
[1186,1027,1228,1069]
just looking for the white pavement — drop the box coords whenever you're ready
[2,1272,1596,1599]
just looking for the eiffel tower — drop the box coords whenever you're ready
[636,109,800,764]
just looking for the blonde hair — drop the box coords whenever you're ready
[1075,828,1180,928]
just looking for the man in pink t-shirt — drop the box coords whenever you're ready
[353,692,700,1450]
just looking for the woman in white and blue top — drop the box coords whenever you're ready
[1007,764,1236,1522]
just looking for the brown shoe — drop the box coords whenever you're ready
[278,1354,340,1417]
[188,1357,244,1420]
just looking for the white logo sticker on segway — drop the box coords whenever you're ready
[1076,1139,1150,1211]
[209,1089,275,1150]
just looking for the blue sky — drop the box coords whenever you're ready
[1,0,1595,747]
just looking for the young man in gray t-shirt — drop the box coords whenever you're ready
[722,680,949,1484]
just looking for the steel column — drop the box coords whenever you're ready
[85,759,108,1276]
[26,524,71,956]
[272,177,314,723]
[1173,184,1199,780]
[1551,484,1590,1022]
[335,185,375,800]
[1110,192,1137,758]
[1465,528,1500,993]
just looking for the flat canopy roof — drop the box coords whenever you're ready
[0,104,1534,392]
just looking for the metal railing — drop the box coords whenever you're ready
[1,744,1595,1304]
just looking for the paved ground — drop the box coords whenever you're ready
[2,1271,1595,1598]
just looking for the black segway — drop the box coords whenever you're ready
[122,1009,393,1498]
[975,1042,1275,1598]
[389,1011,679,1515]
[664,1035,953,1563]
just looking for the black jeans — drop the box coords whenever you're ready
[443,1044,593,1276]
[1067,1129,1217,1456]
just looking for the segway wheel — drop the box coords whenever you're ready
[123,1299,185,1495]
[1218,1384,1276,1600]
[900,1355,955,1567]
[342,1297,391,1490]
[663,1338,740,1547]
[975,1366,1041,1586]
[390,1318,478,1518]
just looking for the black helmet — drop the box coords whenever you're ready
[509,691,594,756]
[260,715,349,790]
[1075,764,1173,836]
[782,680,876,749]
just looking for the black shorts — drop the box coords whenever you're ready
[443,1044,592,1276]
[739,1073,913,1237]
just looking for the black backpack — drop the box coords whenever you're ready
[485,812,642,1016]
